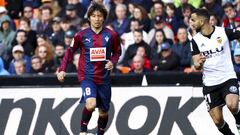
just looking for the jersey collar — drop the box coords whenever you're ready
[201,26,215,39]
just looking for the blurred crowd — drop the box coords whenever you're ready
[0,0,239,76]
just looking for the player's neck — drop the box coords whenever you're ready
[201,24,213,36]
[91,26,103,34]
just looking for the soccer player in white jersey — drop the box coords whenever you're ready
[190,9,240,135]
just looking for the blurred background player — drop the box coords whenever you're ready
[57,2,121,135]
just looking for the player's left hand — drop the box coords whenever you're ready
[199,54,206,66]
[57,71,66,82]
[105,60,113,70]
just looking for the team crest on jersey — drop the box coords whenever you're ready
[105,36,109,42]
[70,38,75,47]
[216,37,222,44]
[229,86,238,93]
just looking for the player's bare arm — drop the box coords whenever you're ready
[192,54,206,70]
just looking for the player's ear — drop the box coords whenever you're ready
[200,18,204,26]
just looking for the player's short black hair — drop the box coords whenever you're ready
[16,29,27,36]
[87,2,108,20]
[20,17,30,26]
[153,0,164,7]
[130,18,141,24]
[80,18,89,26]
[133,28,143,35]
[223,2,234,10]
[31,55,41,62]
[192,8,210,21]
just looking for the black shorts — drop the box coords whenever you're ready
[203,79,239,111]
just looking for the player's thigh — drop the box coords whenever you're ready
[209,106,224,125]
[96,84,111,112]
[223,79,239,113]
[81,80,97,109]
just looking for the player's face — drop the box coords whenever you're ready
[16,32,26,44]
[133,56,143,70]
[23,7,33,18]
[234,56,240,64]
[136,47,145,57]
[224,7,236,19]
[55,46,65,57]
[130,21,140,31]
[14,62,25,75]
[13,51,24,60]
[177,28,187,43]
[89,10,105,29]
[155,31,164,44]
[209,15,218,26]
[190,13,203,32]
[31,58,42,70]
[38,46,47,59]
[133,31,143,44]
[116,6,126,19]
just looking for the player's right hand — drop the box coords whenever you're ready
[57,71,66,82]
[199,54,206,66]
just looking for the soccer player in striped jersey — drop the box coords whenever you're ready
[190,9,240,135]
[57,2,121,135]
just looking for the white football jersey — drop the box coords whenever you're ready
[191,26,240,86]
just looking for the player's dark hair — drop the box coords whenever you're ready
[16,29,27,36]
[166,3,175,11]
[153,0,165,8]
[133,28,143,35]
[209,12,220,26]
[87,2,108,20]
[31,55,42,62]
[182,3,194,13]
[223,2,234,10]
[155,29,166,38]
[192,9,210,21]
[130,18,141,25]
[61,16,71,23]
[19,17,30,26]
[40,5,53,15]
[80,18,89,27]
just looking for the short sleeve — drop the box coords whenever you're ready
[191,39,200,56]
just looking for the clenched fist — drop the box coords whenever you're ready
[105,60,113,70]
[57,71,66,82]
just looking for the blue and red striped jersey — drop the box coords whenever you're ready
[59,27,121,84]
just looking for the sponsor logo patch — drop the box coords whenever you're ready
[90,47,106,61]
